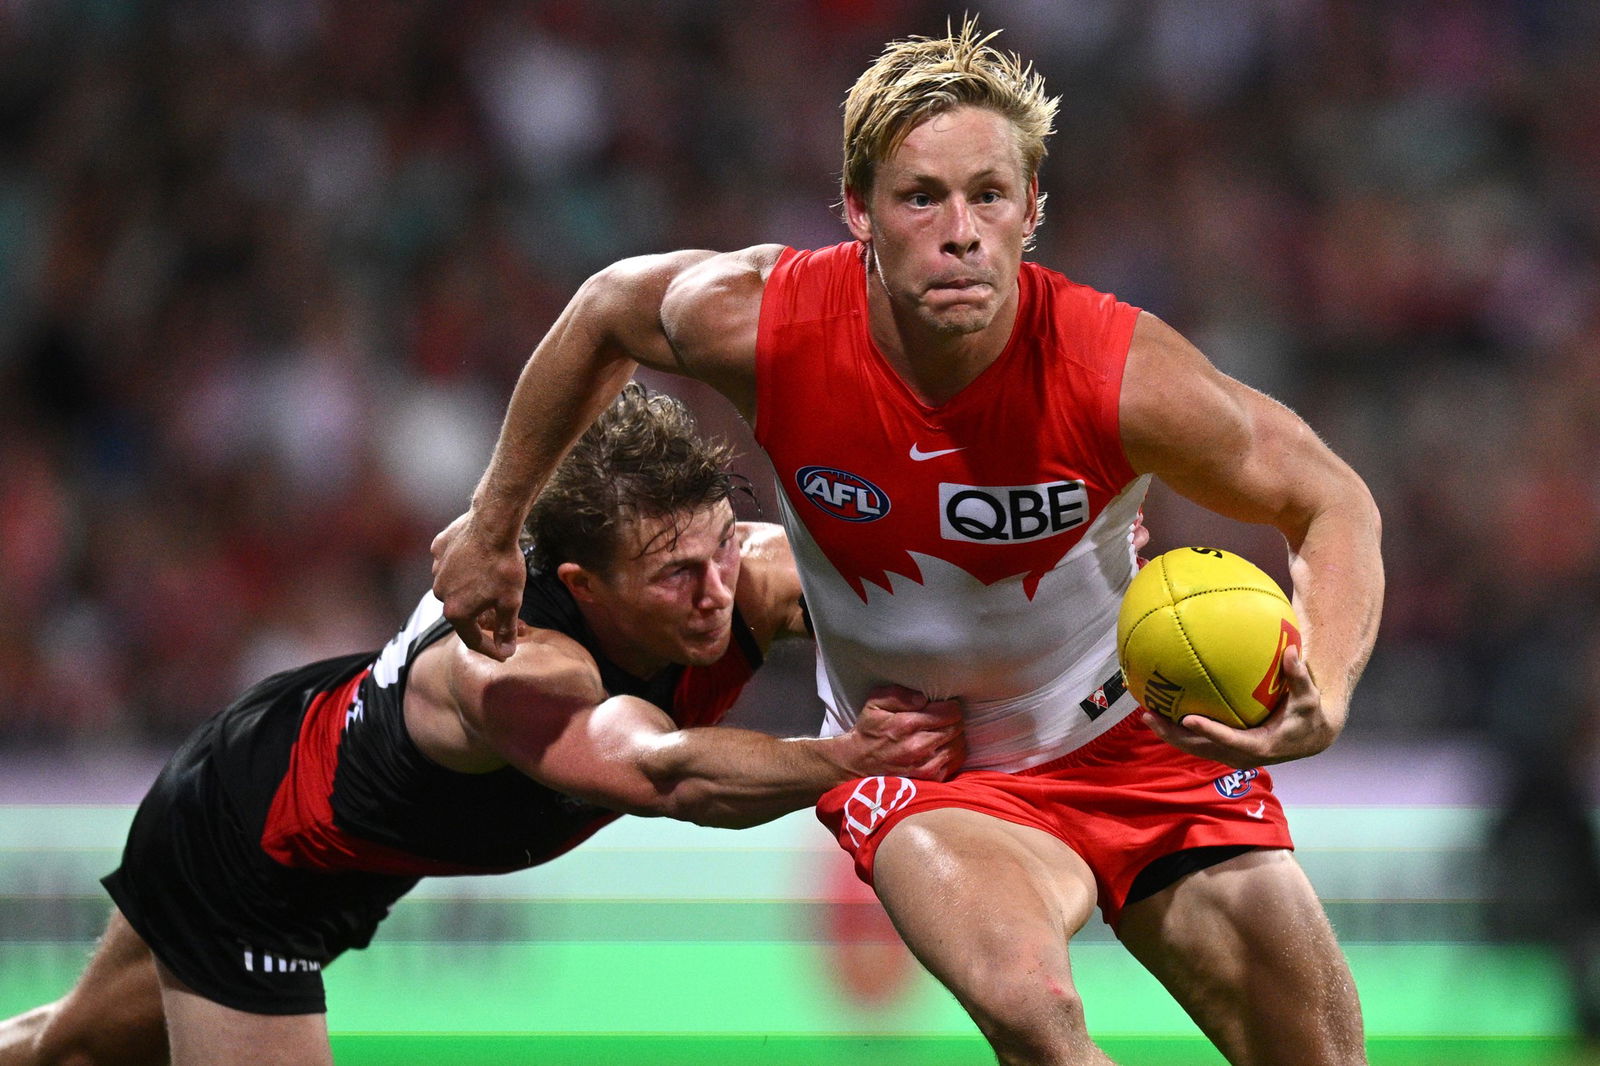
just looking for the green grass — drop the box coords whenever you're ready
[324,1034,1589,1065]
[6,804,1597,1063]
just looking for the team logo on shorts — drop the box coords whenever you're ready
[1213,767,1259,799]
[796,466,890,523]
[841,776,918,847]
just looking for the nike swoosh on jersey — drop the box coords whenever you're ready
[909,444,965,461]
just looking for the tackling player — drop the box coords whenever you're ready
[0,384,964,1066]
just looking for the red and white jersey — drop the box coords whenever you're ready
[755,242,1148,771]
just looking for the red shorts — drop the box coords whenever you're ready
[816,713,1294,929]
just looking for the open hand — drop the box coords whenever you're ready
[430,511,528,661]
[1141,645,1343,768]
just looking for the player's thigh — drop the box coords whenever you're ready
[155,961,331,1066]
[1117,848,1365,1066]
[871,808,1099,1014]
[10,906,167,1066]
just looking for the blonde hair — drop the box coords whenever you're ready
[841,18,1058,224]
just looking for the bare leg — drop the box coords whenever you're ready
[871,808,1118,1066]
[154,961,332,1066]
[1117,849,1365,1066]
[0,908,167,1065]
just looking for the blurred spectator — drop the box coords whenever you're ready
[0,0,1597,755]
[1483,613,1600,1050]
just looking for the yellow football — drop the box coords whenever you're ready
[1117,547,1301,728]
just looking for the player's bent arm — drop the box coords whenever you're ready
[658,244,784,418]
[446,630,964,830]
[432,246,781,659]
[471,243,781,535]
[464,250,718,537]
[1120,312,1383,758]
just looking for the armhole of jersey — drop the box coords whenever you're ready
[752,245,801,447]
[1101,301,1144,488]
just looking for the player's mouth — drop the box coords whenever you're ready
[925,277,992,300]
[683,616,730,641]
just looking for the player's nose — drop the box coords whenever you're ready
[940,199,979,255]
[698,565,734,610]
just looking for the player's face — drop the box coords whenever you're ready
[847,105,1038,338]
[580,501,741,677]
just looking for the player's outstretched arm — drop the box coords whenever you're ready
[1121,312,1384,767]
[441,632,963,829]
[580,685,965,828]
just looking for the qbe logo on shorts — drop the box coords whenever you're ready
[939,480,1088,544]
[841,776,918,847]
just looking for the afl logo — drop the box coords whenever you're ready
[1213,767,1259,799]
[796,466,891,523]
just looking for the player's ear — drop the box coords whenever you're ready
[557,562,600,604]
[1022,173,1040,238]
[844,184,873,242]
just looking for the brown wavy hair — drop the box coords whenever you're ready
[522,383,737,575]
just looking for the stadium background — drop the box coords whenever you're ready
[1,1,1597,1062]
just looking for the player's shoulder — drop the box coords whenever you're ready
[667,244,787,300]
[1021,259,1136,316]
[452,624,605,707]
[659,245,786,414]
[734,521,804,645]
[736,520,792,567]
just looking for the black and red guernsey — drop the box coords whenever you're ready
[209,567,763,878]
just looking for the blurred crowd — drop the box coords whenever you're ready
[1,0,1598,754]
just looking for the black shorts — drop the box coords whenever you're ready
[103,708,418,1016]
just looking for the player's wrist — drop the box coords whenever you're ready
[464,493,528,548]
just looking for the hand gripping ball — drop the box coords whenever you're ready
[1117,547,1301,728]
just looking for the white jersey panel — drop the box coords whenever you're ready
[786,475,1150,772]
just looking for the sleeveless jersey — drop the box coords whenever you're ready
[755,241,1147,772]
[211,568,762,877]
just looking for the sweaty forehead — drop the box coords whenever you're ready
[622,500,735,564]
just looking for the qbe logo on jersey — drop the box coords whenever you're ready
[939,479,1088,543]
[797,466,891,523]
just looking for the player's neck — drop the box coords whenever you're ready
[577,605,672,682]
[867,285,1018,408]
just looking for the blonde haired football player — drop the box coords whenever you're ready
[434,20,1382,1065]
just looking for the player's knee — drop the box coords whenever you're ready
[964,970,1094,1064]
[23,1003,142,1066]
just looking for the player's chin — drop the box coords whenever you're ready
[921,303,994,336]
[678,626,732,666]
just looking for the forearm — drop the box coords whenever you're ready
[469,254,710,537]
[1284,476,1384,723]
[639,729,857,829]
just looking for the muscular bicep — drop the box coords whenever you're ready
[1120,312,1349,546]
[659,244,784,418]
[450,632,680,814]
[580,251,719,375]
